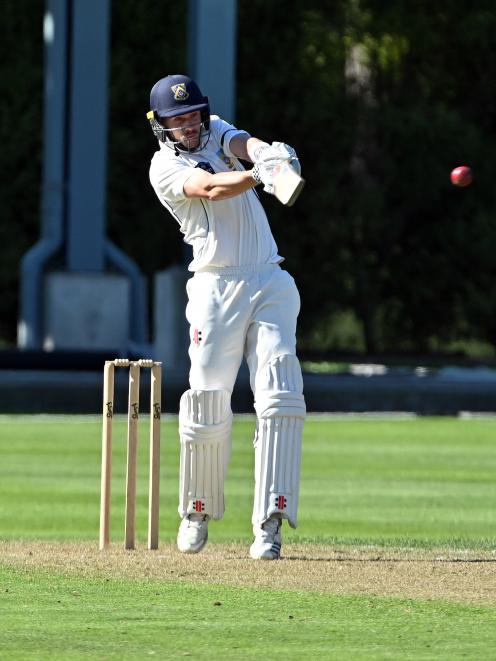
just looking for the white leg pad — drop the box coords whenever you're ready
[252,355,306,528]
[178,389,232,520]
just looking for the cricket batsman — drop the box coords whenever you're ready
[147,74,306,560]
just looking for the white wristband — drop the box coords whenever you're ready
[247,140,270,163]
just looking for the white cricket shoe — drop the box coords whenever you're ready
[250,516,282,560]
[177,514,209,554]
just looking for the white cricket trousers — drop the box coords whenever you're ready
[185,263,301,391]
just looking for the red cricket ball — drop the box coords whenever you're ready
[450,165,472,187]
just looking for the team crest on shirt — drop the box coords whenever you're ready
[171,83,189,101]
[216,148,235,170]
[196,162,215,174]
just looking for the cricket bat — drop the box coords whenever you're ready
[272,161,306,207]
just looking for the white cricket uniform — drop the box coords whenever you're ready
[149,116,281,271]
[149,115,306,529]
[149,116,300,392]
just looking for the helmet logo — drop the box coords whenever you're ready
[171,83,189,101]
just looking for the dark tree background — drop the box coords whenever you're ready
[1,0,496,359]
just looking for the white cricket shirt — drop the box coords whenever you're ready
[149,115,283,271]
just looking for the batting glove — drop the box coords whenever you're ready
[252,162,276,194]
[253,143,286,164]
[271,142,301,175]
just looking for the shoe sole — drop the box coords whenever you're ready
[250,552,280,560]
[249,544,281,560]
[177,535,208,554]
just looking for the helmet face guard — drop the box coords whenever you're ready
[147,74,211,152]
[147,109,210,152]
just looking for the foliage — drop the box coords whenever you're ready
[0,1,44,343]
[1,1,496,354]
[236,1,496,353]
[106,0,188,278]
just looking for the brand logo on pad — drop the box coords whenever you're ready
[193,328,202,346]
[194,500,205,512]
[276,495,287,510]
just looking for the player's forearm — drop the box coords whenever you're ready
[185,169,257,201]
[206,170,258,200]
[229,135,268,163]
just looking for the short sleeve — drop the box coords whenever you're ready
[149,156,194,203]
[209,116,250,159]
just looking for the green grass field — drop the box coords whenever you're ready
[1,414,495,659]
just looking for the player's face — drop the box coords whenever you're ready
[163,111,202,149]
